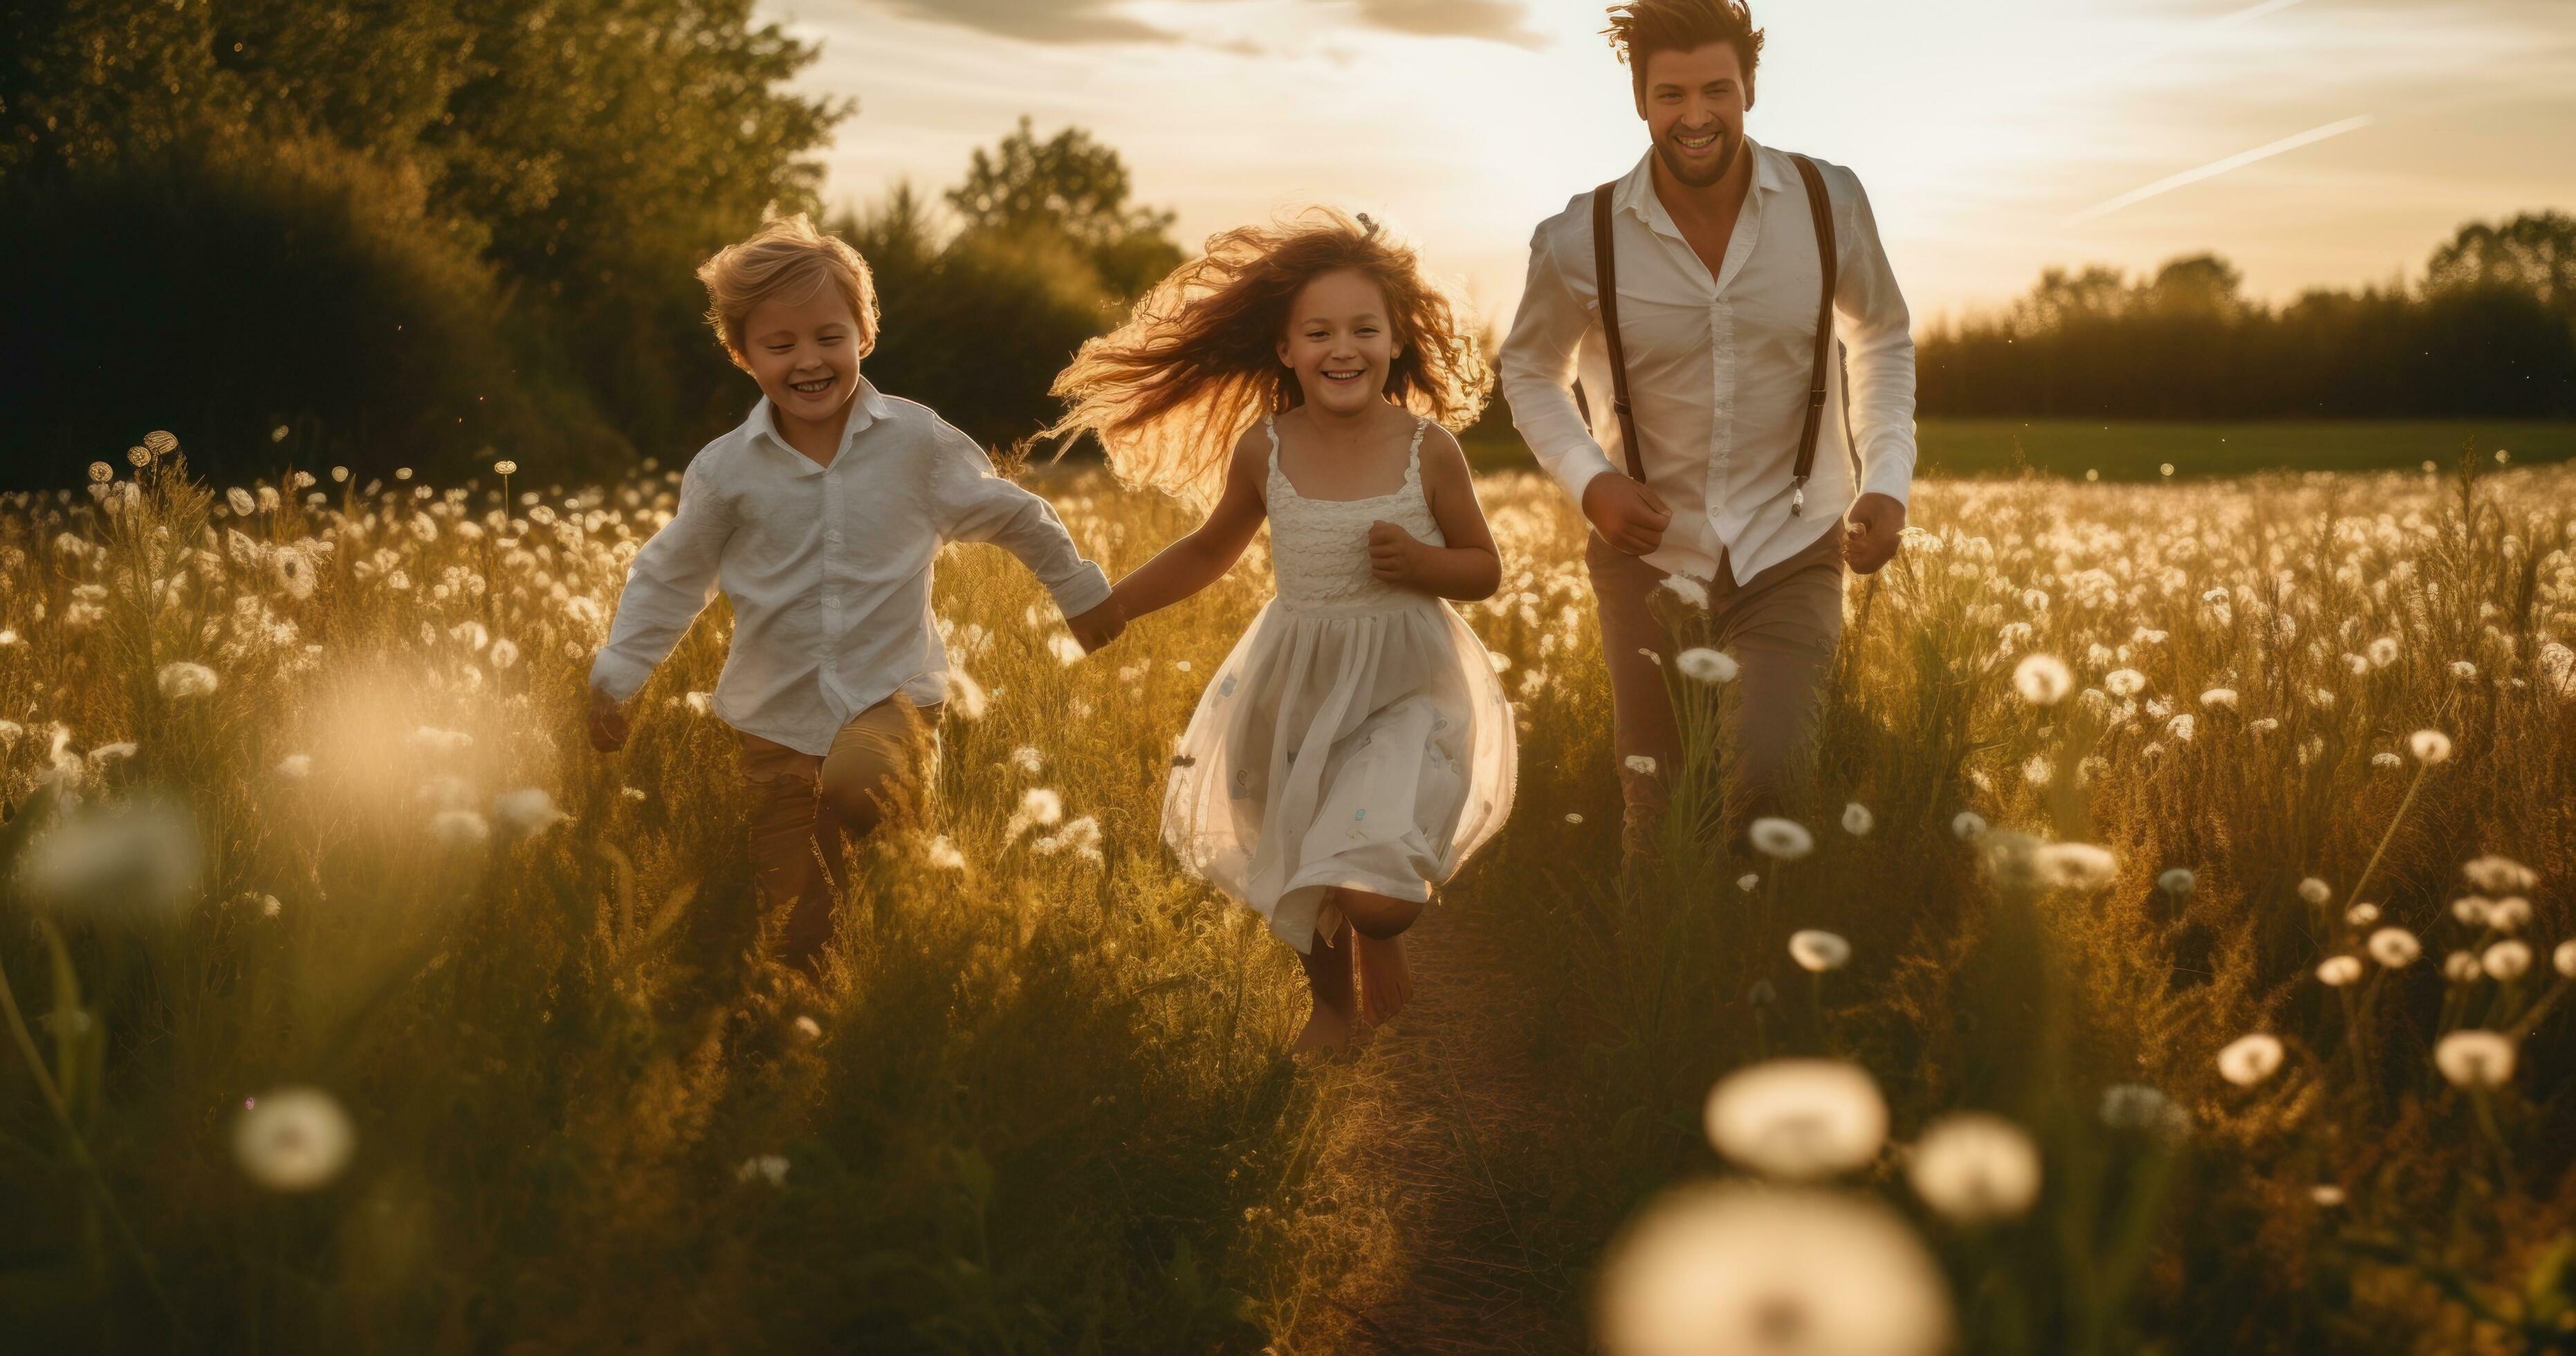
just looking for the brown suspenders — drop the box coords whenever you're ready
[1579,152,1841,517]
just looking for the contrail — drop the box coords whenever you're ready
[2063,113,2375,226]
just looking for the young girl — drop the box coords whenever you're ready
[1047,211,1516,1052]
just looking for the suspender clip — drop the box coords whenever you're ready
[1790,475,1809,517]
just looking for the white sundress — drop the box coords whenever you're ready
[1163,414,1518,955]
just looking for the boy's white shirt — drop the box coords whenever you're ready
[1498,138,1918,587]
[588,377,1111,755]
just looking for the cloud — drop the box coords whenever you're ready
[867,0,1179,45]
[1347,0,1544,48]
[863,0,1544,51]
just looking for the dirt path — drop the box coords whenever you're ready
[1333,898,1589,1353]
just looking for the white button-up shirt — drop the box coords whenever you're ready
[1499,139,1917,585]
[589,379,1112,755]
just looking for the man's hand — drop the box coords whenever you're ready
[1843,493,1906,575]
[1065,596,1126,654]
[1368,520,1423,588]
[1582,474,1672,556]
[587,685,633,753]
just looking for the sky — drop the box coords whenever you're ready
[760,0,2576,331]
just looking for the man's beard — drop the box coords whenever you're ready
[1655,127,1740,189]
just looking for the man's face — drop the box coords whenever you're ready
[1639,42,1750,190]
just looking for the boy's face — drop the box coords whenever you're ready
[735,282,863,427]
[1639,42,1749,190]
[1277,268,1399,418]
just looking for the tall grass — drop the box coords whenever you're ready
[1,444,2572,1351]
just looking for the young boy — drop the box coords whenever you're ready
[587,213,1123,969]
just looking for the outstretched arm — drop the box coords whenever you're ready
[935,429,1123,647]
[1831,167,1915,576]
[588,454,735,750]
[1109,427,1270,623]
[1368,425,1500,602]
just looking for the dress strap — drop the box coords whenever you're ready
[1404,418,1428,485]
[1263,414,1284,482]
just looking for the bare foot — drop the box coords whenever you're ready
[1292,997,1356,1053]
[1355,932,1412,1026]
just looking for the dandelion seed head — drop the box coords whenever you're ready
[2218,1033,2286,1086]
[2104,668,2146,697]
[2033,842,2117,890]
[1788,930,1851,973]
[1951,811,1987,841]
[1624,755,1659,777]
[2407,729,2452,764]
[1747,817,1813,861]
[1657,575,1711,610]
[2315,955,2364,987]
[2158,867,2196,896]
[233,1086,355,1192]
[2012,653,2073,706]
[792,1016,822,1040]
[1840,803,1873,836]
[492,787,567,836]
[1704,1059,1887,1180]
[2099,1083,2191,1139]
[2297,877,2331,906]
[1736,872,1760,893]
[2198,688,2237,710]
[2461,854,2537,894]
[2442,950,2483,983]
[2482,940,2532,981]
[1908,1113,2042,1225]
[2553,940,2576,979]
[157,661,219,699]
[2366,928,2422,968]
[1675,647,1738,684]
[2434,1030,2516,1089]
[1598,1182,1952,1356]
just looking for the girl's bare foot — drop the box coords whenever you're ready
[1291,997,1356,1053]
[1355,932,1411,1025]
[1292,919,1359,1054]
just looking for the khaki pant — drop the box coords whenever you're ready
[1587,524,1846,852]
[739,693,941,964]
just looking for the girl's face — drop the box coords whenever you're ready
[1278,268,1399,417]
[735,281,863,430]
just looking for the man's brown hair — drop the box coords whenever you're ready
[1603,1,1765,112]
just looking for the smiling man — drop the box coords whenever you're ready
[1499,0,1917,855]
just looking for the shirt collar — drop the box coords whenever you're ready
[748,376,891,473]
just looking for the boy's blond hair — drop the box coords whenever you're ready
[696,213,879,359]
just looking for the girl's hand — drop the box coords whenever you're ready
[587,686,634,753]
[1368,521,1422,587]
[1066,595,1126,654]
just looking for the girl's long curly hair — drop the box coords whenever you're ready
[1042,208,1491,505]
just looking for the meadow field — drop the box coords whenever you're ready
[1462,420,2576,484]
[3,442,2575,1353]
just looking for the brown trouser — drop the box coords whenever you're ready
[1587,524,1846,852]
[739,693,941,964]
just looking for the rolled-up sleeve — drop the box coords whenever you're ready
[1499,220,1622,512]
[589,455,733,701]
[935,434,1112,618]
[1832,169,1918,506]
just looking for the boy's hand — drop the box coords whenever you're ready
[587,686,634,753]
[1066,596,1125,654]
[1368,521,1423,587]
[1582,474,1671,556]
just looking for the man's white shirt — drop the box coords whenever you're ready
[589,378,1112,755]
[1499,138,1917,585]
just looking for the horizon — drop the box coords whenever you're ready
[764,0,2575,329]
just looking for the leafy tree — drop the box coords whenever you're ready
[946,116,1183,299]
[2425,212,2576,318]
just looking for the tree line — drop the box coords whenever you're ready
[1915,214,2576,419]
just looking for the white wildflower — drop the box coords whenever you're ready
[2012,653,2072,706]
[492,787,567,836]
[2316,955,2364,987]
[2434,1031,2516,1089]
[157,661,219,699]
[1951,811,1987,841]
[1747,817,1813,861]
[2297,877,2331,906]
[2483,940,2532,981]
[1675,647,1738,684]
[1788,930,1851,973]
[2217,1033,2286,1086]
[1840,803,1873,836]
[233,1087,356,1192]
[2407,729,2452,764]
[1657,575,1711,610]
[1703,1059,1886,1180]
[2366,928,2422,968]
[1908,1113,2042,1225]
[1623,755,1659,777]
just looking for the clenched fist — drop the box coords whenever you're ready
[1368,520,1423,587]
[587,685,633,753]
[1582,473,1672,556]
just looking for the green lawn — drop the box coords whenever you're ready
[1460,419,2576,482]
